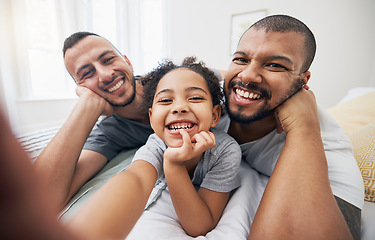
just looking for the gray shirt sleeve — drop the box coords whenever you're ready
[132,133,167,178]
[84,114,153,160]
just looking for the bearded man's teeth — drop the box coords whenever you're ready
[108,80,124,93]
[235,89,261,100]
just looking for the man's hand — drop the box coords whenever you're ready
[274,88,320,135]
[75,85,114,117]
[164,130,216,165]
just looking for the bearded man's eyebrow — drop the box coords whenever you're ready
[264,55,294,65]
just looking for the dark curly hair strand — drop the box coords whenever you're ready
[142,57,223,111]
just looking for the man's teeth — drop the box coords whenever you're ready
[236,89,261,100]
[108,80,124,93]
[168,123,193,130]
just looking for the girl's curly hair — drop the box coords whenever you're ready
[141,57,223,111]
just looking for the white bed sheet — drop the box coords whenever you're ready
[337,87,375,104]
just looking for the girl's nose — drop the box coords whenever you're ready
[171,102,188,114]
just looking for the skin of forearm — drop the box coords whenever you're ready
[33,97,106,210]
[250,129,353,240]
[67,161,157,240]
[164,162,217,237]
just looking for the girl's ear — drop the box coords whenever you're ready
[210,105,221,128]
[148,108,153,128]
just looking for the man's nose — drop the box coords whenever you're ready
[238,63,262,84]
[97,66,113,83]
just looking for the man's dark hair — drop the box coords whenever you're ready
[142,56,223,110]
[62,32,99,57]
[246,14,316,73]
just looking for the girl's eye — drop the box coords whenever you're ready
[157,98,172,103]
[189,96,205,101]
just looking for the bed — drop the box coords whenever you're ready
[326,87,375,240]
[20,87,375,239]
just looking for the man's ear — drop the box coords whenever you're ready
[123,55,133,69]
[301,70,311,85]
[210,105,221,128]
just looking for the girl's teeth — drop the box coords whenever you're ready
[169,123,193,130]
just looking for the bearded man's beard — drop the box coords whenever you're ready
[224,78,304,124]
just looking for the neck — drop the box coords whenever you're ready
[113,82,149,124]
[228,114,276,144]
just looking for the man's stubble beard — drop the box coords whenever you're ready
[108,77,137,107]
[224,77,304,124]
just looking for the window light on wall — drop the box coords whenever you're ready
[18,0,165,100]
[24,0,75,100]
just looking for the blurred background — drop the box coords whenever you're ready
[1,0,374,134]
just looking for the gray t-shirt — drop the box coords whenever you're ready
[132,128,241,193]
[84,114,153,160]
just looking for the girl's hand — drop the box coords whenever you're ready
[164,130,216,165]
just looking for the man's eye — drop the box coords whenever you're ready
[232,57,248,64]
[82,69,94,79]
[103,57,115,64]
[266,63,287,70]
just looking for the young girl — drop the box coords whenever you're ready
[66,57,241,239]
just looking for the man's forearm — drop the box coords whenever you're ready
[33,98,104,211]
[250,130,353,240]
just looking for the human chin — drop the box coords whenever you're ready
[165,139,183,148]
[107,82,136,107]
[108,92,135,107]
[225,99,273,124]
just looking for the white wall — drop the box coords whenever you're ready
[166,0,375,108]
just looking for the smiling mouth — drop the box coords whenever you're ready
[108,79,124,93]
[235,88,261,100]
[167,122,194,131]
